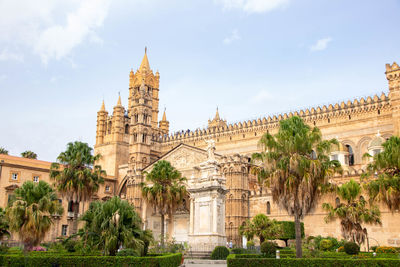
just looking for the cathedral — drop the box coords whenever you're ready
[94,50,400,250]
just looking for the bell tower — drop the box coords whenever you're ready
[127,48,162,213]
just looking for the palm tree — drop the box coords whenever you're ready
[50,141,105,234]
[6,181,63,251]
[239,214,281,244]
[0,147,8,155]
[252,116,341,257]
[141,160,187,246]
[20,150,38,159]
[363,136,400,211]
[0,207,10,243]
[322,179,381,248]
[79,196,153,256]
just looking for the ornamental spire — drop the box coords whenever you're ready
[139,46,150,71]
[162,108,167,121]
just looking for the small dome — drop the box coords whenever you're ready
[369,135,385,148]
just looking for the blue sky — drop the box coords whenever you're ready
[0,0,399,161]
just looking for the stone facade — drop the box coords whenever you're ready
[0,154,115,243]
[93,52,400,248]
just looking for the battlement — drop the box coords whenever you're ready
[160,92,390,144]
[386,62,400,73]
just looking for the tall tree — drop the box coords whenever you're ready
[0,147,8,155]
[79,196,153,256]
[0,207,10,242]
[50,141,105,234]
[21,150,37,159]
[6,181,63,251]
[322,179,381,247]
[141,160,187,246]
[239,214,281,244]
[363,136,400,211]
[252,116,341,258]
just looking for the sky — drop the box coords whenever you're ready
[0,0,399,162]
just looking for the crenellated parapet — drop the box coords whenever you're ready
[160,92,390,147]
[386,62,400,91]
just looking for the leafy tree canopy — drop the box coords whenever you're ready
[6,181,63,250]
[363,136,400,211]
[141,160,187,246]
[0,147,8,155]
[322,179,381,246]
[79,196,153,256]
[252,116,341,258]
[21,150,37,159]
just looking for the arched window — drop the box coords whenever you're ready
[125,124,129,134]
[346,145,354,166]
[108,121,112,134]
[267,201,271,215]
[335,197,340,208]
[134,113,138,123]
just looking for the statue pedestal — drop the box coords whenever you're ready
[188,160,227,253]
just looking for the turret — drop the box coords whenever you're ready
[386,62,400,134]
[96,100,108,145]
[159,108,169,135]
[208,107,227,130]
[112,95,125,142]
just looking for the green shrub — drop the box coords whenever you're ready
[226,254,400,267]
[260,241,276,258]
[246,240,255,248]
[116,248,140,257]
[0,244,9,254]
[376,246,397,254]
[344,242,359,255]
[64,239,79,252]
[370,245,378,252]
[211,246,230,260]
[0,253,182,267]
[8,247,22,253]
[320,239,333,251]
[231,248,246,254]
[271,221,304,246]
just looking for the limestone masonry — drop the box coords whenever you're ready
[2,51,400,249]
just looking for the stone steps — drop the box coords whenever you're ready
[184,251,212,259]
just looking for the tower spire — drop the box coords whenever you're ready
[117,92,122,106]
[139,47,150,71]
[162,107,167,121]
[100,100,105,111]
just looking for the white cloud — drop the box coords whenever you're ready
[0,74,7,82]
[0,49,23,62]
[310,37,332,51]
[223,29,241,44]
[0,0,111,64]
[251,89,273,103]
[216,0,290,13]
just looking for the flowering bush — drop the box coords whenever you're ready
[376,246,397,254]
[32,246,46,251]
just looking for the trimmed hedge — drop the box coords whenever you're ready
[0,253,182,267]
[227,254,400,267]
[211,246,230,260]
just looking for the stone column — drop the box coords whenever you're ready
[190,198,194,235]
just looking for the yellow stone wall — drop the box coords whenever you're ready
[0,154,117,244]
